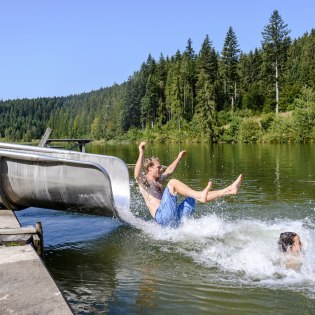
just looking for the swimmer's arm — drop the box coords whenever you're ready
[134,142,146,182]
[162,150,186,179]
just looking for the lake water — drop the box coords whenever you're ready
[16,143,315,314]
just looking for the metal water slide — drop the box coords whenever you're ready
[0,143,130,219]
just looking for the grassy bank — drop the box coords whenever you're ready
[113,110,315,144]
[1,109,314,145]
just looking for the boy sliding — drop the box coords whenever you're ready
[134,142,243,227]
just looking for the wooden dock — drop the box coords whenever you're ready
[0,210,73,314]
[38,127,92,153]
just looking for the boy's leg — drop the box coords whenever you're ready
[177,197,196,221]
[205,174,243,201]
[155,187,178,227]
[167,174,243,203]
[167,179,212,203]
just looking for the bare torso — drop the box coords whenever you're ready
[138,176,164,218]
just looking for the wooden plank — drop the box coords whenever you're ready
[0,226,37,235]
[0,234,33,245]
[38,127,52,147]
[35,222,44,258]
[32,234,41,257]
[45,138,91,152]
[46,139,91,143]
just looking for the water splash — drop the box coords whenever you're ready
[126,197,315,295]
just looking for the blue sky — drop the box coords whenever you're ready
[1,0,314,100]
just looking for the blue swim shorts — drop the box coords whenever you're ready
[155,186,196,227]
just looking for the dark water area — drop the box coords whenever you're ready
[16,143,315,314]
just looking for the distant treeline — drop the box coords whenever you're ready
[0,10,314,143]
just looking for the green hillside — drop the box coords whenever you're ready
[1,11,314,143]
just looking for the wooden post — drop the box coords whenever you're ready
[79,142,83,152]
[35,222,44,258]
[78,140,86,153]
[38,128,52,147]
[32,234,41,256]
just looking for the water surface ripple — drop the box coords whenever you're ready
[16,143,315,314]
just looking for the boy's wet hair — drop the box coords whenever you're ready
[278,232,298,252]
[143,156,160,173]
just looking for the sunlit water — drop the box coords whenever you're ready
[16,143,315,314]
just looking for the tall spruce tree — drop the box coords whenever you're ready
[181,38,196,120]
[197,35,218,84]
[238,49,264,110]
[165,60,182,125]
[155,54,168,125]
[193,68,217,142]
[121,72,145,131]
[196,35,219,110]
[262,10,291,114]
[221,27,240,111]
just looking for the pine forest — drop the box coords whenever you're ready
[1,10,314,144]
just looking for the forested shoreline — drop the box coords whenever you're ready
[1,10,314,144]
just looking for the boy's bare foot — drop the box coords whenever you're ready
[225,174,243,195]
[200,181,212,203]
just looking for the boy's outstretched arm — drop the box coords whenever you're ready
[162,150,186,179]
[134,141,146,181]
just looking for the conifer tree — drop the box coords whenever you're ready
[139,55,161,128]
[196,35,219,110]
[155,54,168,125]
[193,68,217,142]
[221,27,240,111]
[165,61,182,125]
[181,38,196,120]
[198,35,218,84]
[238,49,264,110]
[262,10,291,114]
[121,72,145,131]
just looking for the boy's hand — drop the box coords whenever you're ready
[178,150,187,159]
[139,142,146,153]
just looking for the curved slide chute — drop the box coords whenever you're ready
[0,143,130,219]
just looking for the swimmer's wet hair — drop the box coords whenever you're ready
[278,232,298,252]
[143,156,160,173]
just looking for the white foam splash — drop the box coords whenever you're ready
[125,207,315,294]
